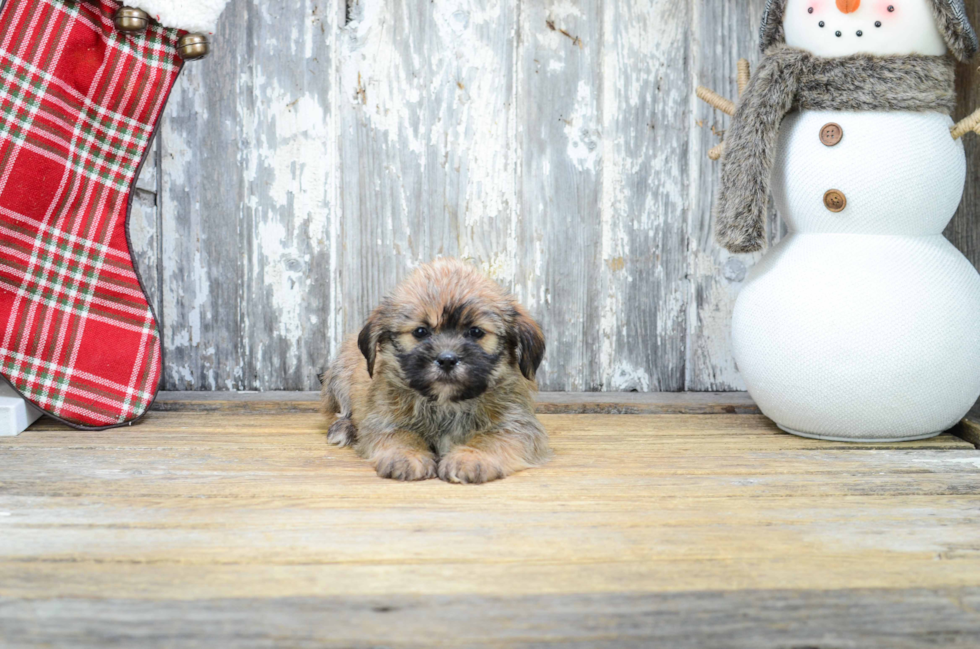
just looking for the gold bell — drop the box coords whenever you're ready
[114,6,149,33]
[177,34,210,61]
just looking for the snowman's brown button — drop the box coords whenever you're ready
[820,123,843,146]
[823,189,847,212]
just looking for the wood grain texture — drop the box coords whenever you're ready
[157,5,249,390]
[686,0,772,392]
[3,590,980,648]
[338,0,520,373]
[131,0,980,391]
[596,0,690,391]
[948,0,980,269]
[1,408,979,645]
[516,0,600,390]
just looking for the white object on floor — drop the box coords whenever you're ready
[730,1,980,441]
[732,109,980,441]
[0,382,41,437]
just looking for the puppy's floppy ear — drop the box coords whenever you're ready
[357,315,380,378]
[510,304,546,381]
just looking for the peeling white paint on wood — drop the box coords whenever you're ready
[685,0,767,392]
[129,0,980,392]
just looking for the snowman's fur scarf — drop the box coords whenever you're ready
[716,45,955,253]
[760,0,978,61]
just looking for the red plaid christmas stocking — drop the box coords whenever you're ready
[0,0,219,429]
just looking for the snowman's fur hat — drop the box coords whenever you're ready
[760,0,978,61]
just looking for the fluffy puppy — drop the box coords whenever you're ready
[321,258,550,484]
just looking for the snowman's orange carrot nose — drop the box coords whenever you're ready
[836,0,861,13]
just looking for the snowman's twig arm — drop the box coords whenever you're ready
[696,86,736,117]
[737,60,751,96]
[951,107,980,140]
[697,60,750,161]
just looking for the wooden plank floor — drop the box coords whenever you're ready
[1,396,980,647]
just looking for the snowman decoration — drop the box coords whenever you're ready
[698,0,980,441]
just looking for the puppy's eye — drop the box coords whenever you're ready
[467,327,485,340]
[412,327,430,340]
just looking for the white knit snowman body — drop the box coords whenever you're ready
[732,0,980,441]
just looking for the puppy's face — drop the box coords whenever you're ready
[391,303,505,402]
[358,259,545,403]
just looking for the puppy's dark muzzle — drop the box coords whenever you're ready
[435,351,459,372]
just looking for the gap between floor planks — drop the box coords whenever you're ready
[149,391,980,446]
[152,390,762,415]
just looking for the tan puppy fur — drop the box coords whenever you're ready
[321,258,550,484]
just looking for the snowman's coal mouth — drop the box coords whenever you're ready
[815,14,885,39]
[818,22,875,38]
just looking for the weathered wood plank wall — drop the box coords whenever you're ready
[131,0,980,392]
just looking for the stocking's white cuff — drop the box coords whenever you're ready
[132,0,230,34]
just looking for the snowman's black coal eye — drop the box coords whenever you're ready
[808,6,814,13]
[835,30,842,37]
[819,20,825,27]
[875,21,882,27]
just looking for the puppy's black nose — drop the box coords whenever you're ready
[435,352,459,370]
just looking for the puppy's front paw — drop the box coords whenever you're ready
[374,449,438,481]
[438,448,506,485]
[327,418,357,447]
